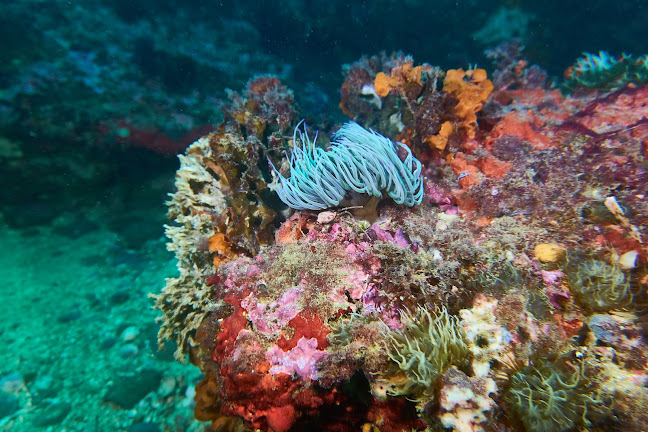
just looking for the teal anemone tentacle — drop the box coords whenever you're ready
[269,121,424,210]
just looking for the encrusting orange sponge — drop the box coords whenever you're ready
[442,68,493,139]
[425,121,455,151]
[208,232,238,267]
[374,62,424,97]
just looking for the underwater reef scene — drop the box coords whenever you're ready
[2,1,648,432]
[154,51,648,432]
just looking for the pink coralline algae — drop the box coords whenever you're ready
[267,337,328,380]
[538,269,571,308]
[242,286,304,333]
[538,269,565,286]
[426,183,459,214]
[368,223,411,249]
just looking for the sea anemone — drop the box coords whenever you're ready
[269,121,423,210]
[504,356,602,432]
[379,305,469,401]
[567,259,631,312]
[564,51,648,91]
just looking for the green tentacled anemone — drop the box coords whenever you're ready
[504,356,603,432]
[567,259,631,312]
[379,305,469,402]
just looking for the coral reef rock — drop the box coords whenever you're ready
[155,53,648,431]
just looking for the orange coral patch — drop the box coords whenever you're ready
[208,233,229,252]
[486,112,557,150]
[452,190,479,212]
[553,313,584,338]
[275,213,313,244]
[448,152,510,187]
[443,69,493,139]
[396,128,414,146]
[471,68,488,82]
[425,121,454,151]
[448,152,481,188]
[249,76,281,94]
[374,62,424,97]
[476,217,492,227]
[265,405,296,432]
[577,86,648,134]
[208,233,238,267]
[374,72,392,97]
[476,157,512,179]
